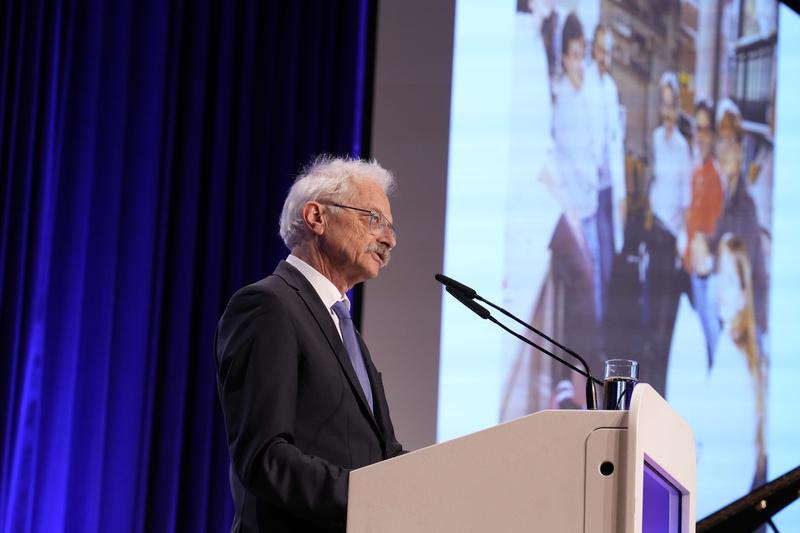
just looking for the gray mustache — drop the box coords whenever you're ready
[366,243,391,266]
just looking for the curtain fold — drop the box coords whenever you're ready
[0,0,371,530]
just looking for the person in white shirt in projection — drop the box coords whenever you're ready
[643,71,692,391]
[541,11,602,408]
[650,71,691,251]
[584,23,626,336]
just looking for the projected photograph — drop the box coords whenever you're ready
[441,0,779,519]
[499,0,776,517]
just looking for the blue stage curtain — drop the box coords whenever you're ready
[0,0,372,530]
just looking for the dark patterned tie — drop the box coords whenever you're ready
[331,301,373,411]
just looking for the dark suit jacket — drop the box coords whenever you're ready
[215,261,404,532]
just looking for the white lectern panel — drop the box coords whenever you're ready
[348,384,695,532]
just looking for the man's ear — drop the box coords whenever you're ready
[302,201,326,236]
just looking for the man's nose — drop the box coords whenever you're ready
[379,227,396,249]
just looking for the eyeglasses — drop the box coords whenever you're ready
[326,203,397,239]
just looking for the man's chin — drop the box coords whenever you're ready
[353,263,380,284]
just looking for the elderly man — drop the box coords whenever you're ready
[215,156,405,532]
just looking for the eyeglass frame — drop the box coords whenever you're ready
[323,202,397,239]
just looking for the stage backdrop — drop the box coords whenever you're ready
[0,0,372,530]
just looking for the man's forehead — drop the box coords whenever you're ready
[345,181,390,222]
[355,180,390,204]
[367,199,393,222]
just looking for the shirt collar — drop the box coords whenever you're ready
[286,254,349,311]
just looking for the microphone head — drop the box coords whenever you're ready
[435,273,477,299]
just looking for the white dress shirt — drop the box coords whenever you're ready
[585,61,627,252]
[651,125,691,243]
[286,254,348,340]
[551,74,600,220]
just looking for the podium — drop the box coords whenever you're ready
[347,384,695,532]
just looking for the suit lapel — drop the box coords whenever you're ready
[275,261,384,441]
[355,331,390,437]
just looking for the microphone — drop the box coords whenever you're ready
[436,273,477,299]
[436,274,601,409]
[446,286,489,319]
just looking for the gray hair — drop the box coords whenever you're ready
[279,155,396,250]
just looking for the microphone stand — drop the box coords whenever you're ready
[473,294,599,410]
[444,285,601,409]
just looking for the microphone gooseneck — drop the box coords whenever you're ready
[436,274,600,409]
[445,286,490,319]
[476,294,599,410]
